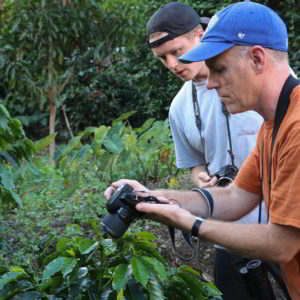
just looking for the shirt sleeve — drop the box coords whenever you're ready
[235,128,263,197]
[169,112,206,169]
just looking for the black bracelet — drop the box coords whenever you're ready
[191,217,204,237]
[192,188,214,218]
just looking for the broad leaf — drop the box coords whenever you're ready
[147,278,165,300]
[0,271,26,290]
[78,239,99,254]
[131,257,150,289]
[94,126,110,144]
[62,257,77,278]
[142,257,167,282]
[112,264,129,291]
[42,257,64,281]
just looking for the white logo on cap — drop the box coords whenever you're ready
[238,33,245,39]
[203,14,219,37]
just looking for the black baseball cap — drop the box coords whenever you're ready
[147,2,209,48]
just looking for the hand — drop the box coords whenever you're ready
[135,201,195,233]
[197,172,218,188]
[104,179,149,200]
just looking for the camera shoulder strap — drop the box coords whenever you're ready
[192,82,235,167]
[272,75,300,149]
[263,74,300,220]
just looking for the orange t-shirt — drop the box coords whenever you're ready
[236,85,300,299]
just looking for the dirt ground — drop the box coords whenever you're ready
[146,222,289,300]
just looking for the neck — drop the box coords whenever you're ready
[193,73,208,83]
[258,68,291,121]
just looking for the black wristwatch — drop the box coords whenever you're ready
[191,216,204,237]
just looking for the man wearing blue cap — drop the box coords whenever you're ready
[146,2,267,299]
[105,2,300,299]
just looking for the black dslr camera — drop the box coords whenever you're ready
[101,184,160,239]
[212,164,238,187]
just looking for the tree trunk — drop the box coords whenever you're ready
[49,100,57,159]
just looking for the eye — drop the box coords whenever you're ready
[213,66,225,74]
[171,49,181,57]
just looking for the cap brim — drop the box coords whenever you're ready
[179,42,235,63]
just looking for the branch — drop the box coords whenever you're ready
[61,105,74,139]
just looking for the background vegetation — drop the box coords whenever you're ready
[0,0,299,298]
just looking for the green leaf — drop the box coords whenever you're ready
[11,291,41,300]
[0,271,26,290]
[131,257,150,289]
[135,231,156,241]
[147,278,165,300]
[8,190,23,208]
[78,240,99,254]
[0,105,10,131]
[33,133,56,152]
[62,257,77,278]
[142,257,167,282]
[42,257,64,281]
[94,126,110,144]
[112,264,130,292]
[101,239,117,256]
[112,111,136,126]
[56,237,70,251]
[0,165,14,190]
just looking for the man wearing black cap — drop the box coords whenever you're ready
[105,2,300,299]
[146,2,266,299]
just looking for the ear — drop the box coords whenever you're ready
[195,27,204,39]
[250,46,266,74]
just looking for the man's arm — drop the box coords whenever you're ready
[104,179,300,262]
[105,180,259,221]
[135,184,300,263]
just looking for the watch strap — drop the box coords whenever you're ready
[191,216,204,237]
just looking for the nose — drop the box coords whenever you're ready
[206,71,220,90]
[166,55,178,70]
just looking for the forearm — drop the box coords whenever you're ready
[150,189,211,217]
[198,219,300,263]
[150,183,259,221]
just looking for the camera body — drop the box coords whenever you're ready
[213,164,238,187]
[102,184,159,239]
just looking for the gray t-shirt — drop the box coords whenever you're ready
[169,80,267,224]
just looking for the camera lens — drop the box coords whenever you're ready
[102,212,131,239]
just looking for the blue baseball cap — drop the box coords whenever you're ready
[179,1,288,63]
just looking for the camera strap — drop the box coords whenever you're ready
[192,82,236,168]
[266,75,300,211]
[168,226,200,261]
[258,75,299,300]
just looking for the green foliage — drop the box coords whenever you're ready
[0,0,300,141]
[0,231,222,299]
[0,114,220,298]
[55,113,180,186]
[0,104,35,209]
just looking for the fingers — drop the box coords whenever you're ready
[103,179,149,200]
[111,179,149,193]
[198,172,211,182]
[135,202,192,230]
[197,172,218,188]
[104,186,115,200]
